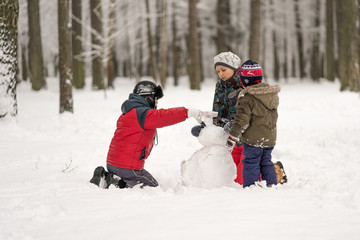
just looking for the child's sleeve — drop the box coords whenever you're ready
[229,97,251,138]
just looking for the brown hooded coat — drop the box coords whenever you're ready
[229,82,280,148]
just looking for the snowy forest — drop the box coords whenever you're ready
[1,0,360,117]
[1,1,360,239]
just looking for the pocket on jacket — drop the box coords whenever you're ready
[140,146,146,160]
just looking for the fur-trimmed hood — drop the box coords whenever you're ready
[240,83,280,110]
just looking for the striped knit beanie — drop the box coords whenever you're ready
[236,60,263,88]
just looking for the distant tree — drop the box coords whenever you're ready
[145,0,158,82]
[270,0,280,81]
[294,0,306,79]
[216,0,231,53]
[58,0,73,113]
[249,0,261,62]
[28,0,46,90]
[106,0,116,88]
[72,0,85,89]
[0,0,19,118]
[160,0,168,88]
[310,0,321,82]
[336,0,360,91]
[188,0,201,90]
[90,0,105,89]
[171,1,180,86]
[326,0,335,81]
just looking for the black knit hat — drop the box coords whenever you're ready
[133,80,163,108]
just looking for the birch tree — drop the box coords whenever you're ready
[0,0,19,118]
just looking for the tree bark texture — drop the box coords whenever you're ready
[145,0,157,82]
[310,0,321,81]
[0,0,19,118]
[72,0,85,89]
[90,0,105,89]
[249,0,261,62]
[28,0,46,90]
[294,0,306,78]
[216,0,231,53]
[336,0,360,91]
[188,0,201,90]
[106,0,116,88]
[160,0,167,88]
[171,1,179,86]
[326,0,335,81]
[58,0,73,113]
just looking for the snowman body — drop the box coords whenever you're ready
[181,119,236,188]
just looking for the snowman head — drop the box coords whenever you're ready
[197,119,228,147]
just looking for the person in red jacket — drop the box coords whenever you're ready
[90,80,217,189]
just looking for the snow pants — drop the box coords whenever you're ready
[107,164,159,188]
[242,143,277,188]
[231,146,244,185]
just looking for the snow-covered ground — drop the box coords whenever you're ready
[1,77,360,240]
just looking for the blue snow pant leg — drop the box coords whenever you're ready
[260,147,277,186]
[242,144,277,187]
[242,144,262,188]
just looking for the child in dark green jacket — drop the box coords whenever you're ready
[226,60,280,188]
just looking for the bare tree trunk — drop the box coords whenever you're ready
[72,0,85,89]
[310,0,321,82]
[28,0,46,90]
[58,0,73,113]
[145,0,158,82]
[271,0,280,81]
[216,0,231,53]
[0,0,19,118]
[107,0,116,88]
[21,45,28,81]
[294,0,306,79]
[326,0,335,81]
[171,1,180,86]
[336,0,360,91]
[90,0,105,89]
[249,0,261,61]
[188,0,201,90]
[160,0,167,88]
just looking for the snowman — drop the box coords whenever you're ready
[180,118,237,188]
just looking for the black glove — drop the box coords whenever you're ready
[191,121,206,137]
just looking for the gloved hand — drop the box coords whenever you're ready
[226,134,239,151]
[188,109,218,123]
[223,119,234,134]
[191,121,206,137]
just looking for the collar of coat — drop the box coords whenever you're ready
[229,82,280,99]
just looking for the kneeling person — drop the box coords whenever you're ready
[90,80,217,189]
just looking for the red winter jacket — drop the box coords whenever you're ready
[107,93,188,170]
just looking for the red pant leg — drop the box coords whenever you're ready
[231,146,244,185]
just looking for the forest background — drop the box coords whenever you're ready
[1,0,360,117]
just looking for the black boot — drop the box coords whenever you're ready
[90,166,108,188]
[105,173,127,189]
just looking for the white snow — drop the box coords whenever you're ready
[1,77,360,240]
